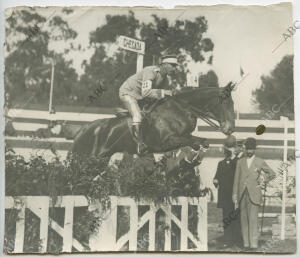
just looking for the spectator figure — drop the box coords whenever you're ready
[213,135,243,248]
[232,137,276,250]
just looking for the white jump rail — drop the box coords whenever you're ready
[5,195,208,253]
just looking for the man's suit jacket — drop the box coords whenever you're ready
[214,157,238,208]
[232,156,276,205]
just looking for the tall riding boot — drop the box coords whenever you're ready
[132,123,147,155]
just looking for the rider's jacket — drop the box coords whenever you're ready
[119,66,168,100]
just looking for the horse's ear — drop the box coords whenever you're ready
[220,82,233,98]
[224,81,234,90]
[225,81,238,92]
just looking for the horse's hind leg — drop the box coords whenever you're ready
[91,126,101,156]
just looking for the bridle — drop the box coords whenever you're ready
[187,104,221,130]
[186,88,233,130]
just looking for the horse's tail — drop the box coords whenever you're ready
[71,118,110,155]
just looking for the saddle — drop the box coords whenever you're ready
[115,108,130,118]
[115,98,166,118]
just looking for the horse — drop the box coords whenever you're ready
[71,82,236,158]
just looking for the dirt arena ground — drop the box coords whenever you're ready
[207,202,297,253]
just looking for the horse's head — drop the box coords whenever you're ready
[217,82,235,135]
[174,83,235,135]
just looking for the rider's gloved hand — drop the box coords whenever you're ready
[162,90,173,97]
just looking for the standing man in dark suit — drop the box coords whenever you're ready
[232,137,276,250]
[213,135,243,248]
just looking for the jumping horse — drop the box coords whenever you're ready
[71,82,236,158]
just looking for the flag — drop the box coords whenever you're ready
[240,66,244,77]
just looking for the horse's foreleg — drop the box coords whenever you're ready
[151,135,193,152]
[186,135,209,149]
[152,135,209,153]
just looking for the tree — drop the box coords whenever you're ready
[79,11,214,107]
[4,7,78,105]
[252,55,294,118]
[198,70,219,88]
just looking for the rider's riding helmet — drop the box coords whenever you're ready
[160,55,179,66]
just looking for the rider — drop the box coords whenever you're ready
[119,54,179,154]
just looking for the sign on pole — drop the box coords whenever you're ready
[118,35,145,72]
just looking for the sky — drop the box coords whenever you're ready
[40,3,294,113]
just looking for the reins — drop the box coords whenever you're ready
[141,91,223,130]
[187,104,221,130]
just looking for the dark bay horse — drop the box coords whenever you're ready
[71,83,235,158]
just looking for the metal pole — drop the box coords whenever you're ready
[49,59,55,113]
[260,183,267,234]
[136,53,144,72]
[280,116,288,240]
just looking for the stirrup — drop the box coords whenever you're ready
[137,142,148,155]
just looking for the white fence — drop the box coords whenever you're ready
[7,109,295,149]
[5,195,207,253]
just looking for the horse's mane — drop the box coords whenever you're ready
[115,85,231,117]
[172,86,223,101]
[178,86,221,94]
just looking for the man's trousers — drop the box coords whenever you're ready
[239,189,259,248]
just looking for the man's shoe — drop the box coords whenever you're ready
[249,246,258,251]
[242,246,250,252]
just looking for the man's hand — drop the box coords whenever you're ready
[257,182,267,190]
[171,88,180,95]
[234,200,238,210]
[213,179,219,188]
[232,194,238,209]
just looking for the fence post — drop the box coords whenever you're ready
[164,205,171,251]
[14,201,25,253]
[180,198,188,250]
[129,199,138,251]
[89,196,118,251]
[26,196,50,253]
[280,116,288,240]
[62,196,74,252]
[197,198,208,250]
[148,204,156,251]
[39,197,50,253]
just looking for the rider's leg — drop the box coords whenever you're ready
[119,94,147,154]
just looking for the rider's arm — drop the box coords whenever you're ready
[141,80,165,99]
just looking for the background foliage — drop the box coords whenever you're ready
[5,8,79,105]
[252,55,294,118]
[4,7,295,114]
[5,8,215,108]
